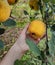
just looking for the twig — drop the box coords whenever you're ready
[39,0,49,65]
[38,0,44,20]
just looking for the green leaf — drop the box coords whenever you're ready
[14,60,23,65]
[38,38,46,51]
[43,0,50,3]
[26,38,41,56]
[43,0,55,4]
[3,18,16,26]
[42,63,46,65]
[14,60,19,65]
[42,63,51,65]
[48,31,55,57]
[51,0,55,4]
[0,28,5,35]
[48,42,55,57]
[47,56,54,65]
[51,24,55,31]
[24,10,29,15]
[0,40,4,49]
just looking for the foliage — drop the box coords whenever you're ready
[0,0,55,65]
[3,18,16,26]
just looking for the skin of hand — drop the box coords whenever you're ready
[0,23,29,65]
[0,23,45,65]
[16,23,29,52]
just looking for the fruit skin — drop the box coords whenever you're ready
[7,0,18,5]
[0,1,11,22]
[29,0,39,10]
[28,20,46,39]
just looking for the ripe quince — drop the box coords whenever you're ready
[0,1,11,22]
[29,0,39,10]
[28,20,46,39]
[7,0,18,5]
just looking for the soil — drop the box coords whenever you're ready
[0,27,23,62]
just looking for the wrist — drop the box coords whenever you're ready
[0,40,29,65]
[0,44,24,65]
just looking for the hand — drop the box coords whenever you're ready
[0,23,30,65]
[16,23,29,53]
[0,23,45,65]
[16,23,45,52]
[26,34,46,44]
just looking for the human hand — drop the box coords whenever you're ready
[16,23,29,53]
[16,23,45,52]
[17,24,45,51]
[0,23,30,65]
[26,33,46,44]
[0,23,45,65]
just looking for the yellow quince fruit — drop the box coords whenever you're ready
[29,0,39,10]
[28,20,46,39]
[0,0,11,22]
[7,0,18,5]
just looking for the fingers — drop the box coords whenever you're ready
[26,34,40,44]
[21,23,29,34]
